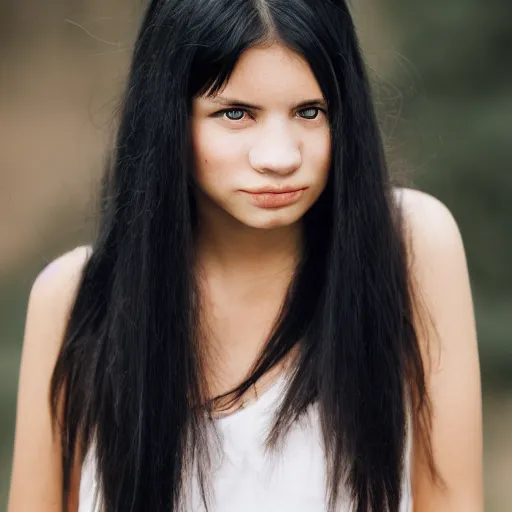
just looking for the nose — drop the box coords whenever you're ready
[248,124,302,176]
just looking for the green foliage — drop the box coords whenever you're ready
[386,0,512,386]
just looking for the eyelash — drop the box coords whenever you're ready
[215,106,325,121]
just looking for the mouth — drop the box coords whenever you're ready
[243,186,308,195]
[241,187,309,209]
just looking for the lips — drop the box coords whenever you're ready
[242,187,308,209]
[245,186,307,194]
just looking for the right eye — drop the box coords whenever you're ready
[225,108,245,121]
[222,108,246,121]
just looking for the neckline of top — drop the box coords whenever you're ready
[211,369,289,423]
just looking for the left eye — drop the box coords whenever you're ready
[298,107,321,119]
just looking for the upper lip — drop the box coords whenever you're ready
[243,186,308,194]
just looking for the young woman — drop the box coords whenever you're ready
[8,1,483,511]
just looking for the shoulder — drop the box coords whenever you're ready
[393,187,469,308]
[393,187,472,358]
[393,187,464,259]
[28,245,92,329]
[22,243,94,423]
[8,246,92,511]
[31,245,92,305]
[25,244,93,365]
[393,190,484,508]
[25,244,92,355]
[24,243,93,391]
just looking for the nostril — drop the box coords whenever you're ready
[249,147,302,175]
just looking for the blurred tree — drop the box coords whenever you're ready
[387,0,512,386]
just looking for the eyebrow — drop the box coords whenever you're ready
[209,96,328,110]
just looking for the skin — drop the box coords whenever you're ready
[398,189,484,511]
[7,43,483,512]
[191,44,330,394]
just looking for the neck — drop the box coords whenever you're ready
[194,209,303,282]
[193,198,303,396]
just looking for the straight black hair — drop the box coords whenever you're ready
[51,1,440,510]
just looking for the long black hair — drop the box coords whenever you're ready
[51,1,439,510]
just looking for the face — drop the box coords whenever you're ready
[191,43,331,230]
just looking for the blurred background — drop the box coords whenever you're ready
[0,0,510,509]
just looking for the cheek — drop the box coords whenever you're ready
[193,126,244,186]
[306,130,331,179]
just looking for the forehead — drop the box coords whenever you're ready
[207,43,324,104]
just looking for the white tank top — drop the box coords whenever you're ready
[79,373,413,511]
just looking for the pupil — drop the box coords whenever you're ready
[227,110,244,120]
[302,108,318,119]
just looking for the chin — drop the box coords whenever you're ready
[238,209,305,230]
[247,219,292,230]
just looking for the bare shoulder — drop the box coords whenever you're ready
[31,244,92,307]
[393,187,472,352]
[393,187,464,259]
[393,187,470,327]
[23,243,92,392]
[7,245,92,512]
[394,188,483,510]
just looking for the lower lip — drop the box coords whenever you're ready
[243,188,307,209]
